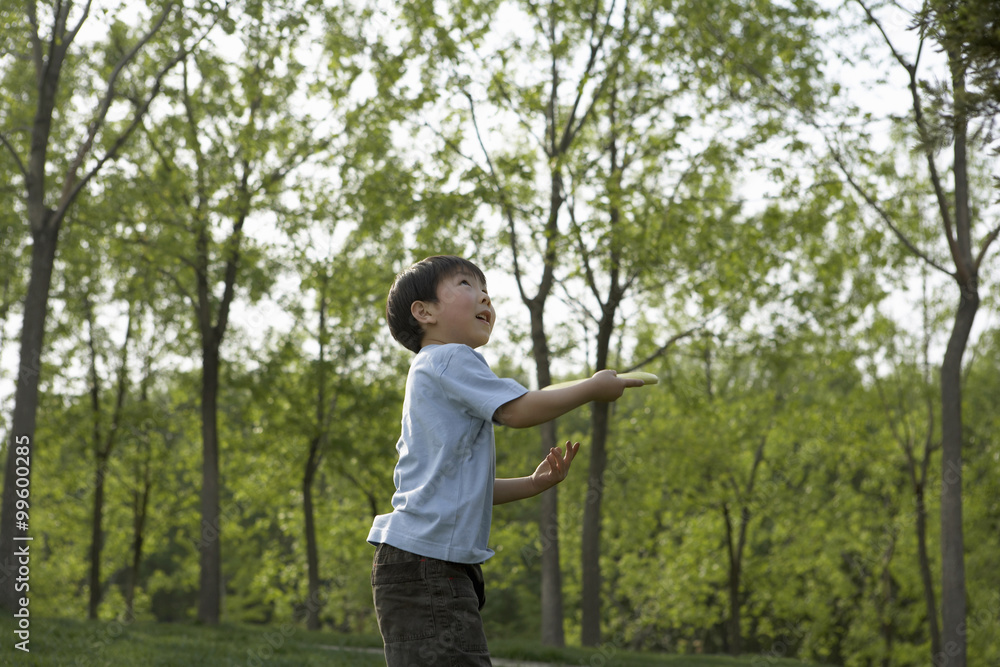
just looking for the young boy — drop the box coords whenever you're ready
[368,255,641,666]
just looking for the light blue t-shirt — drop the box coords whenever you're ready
[367,344,528,563]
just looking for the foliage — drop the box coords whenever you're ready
[0,0,997,664]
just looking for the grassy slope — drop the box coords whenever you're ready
[0,617,828,666]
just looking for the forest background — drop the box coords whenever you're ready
[0,0,998,665]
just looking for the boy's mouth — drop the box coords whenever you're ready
[476,312,491,326]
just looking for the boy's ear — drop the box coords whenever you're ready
[411,300,436,325]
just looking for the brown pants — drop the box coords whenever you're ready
[371,542,491,666]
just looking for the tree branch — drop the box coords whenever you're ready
[557,0,619,153]
[974,220,1000,271]
[61,1,179,209]
[854,0,962,273]
[59,1,232,223]
[464,90,529,304]
[156,266,198,314]
[625,322,705,372]
[0,133,27,178]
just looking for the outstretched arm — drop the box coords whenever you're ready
[494,442,581,505]
[493,370,642,429]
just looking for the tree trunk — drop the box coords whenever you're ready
[538,421,564,645]
[938,283,977,667]
[581,306,617,647]
[937,52,975,666]
[126,366,155,621]
[723,504,742,655]
[581,401,610,646]
[528,302,565,647]
[87,303,105,621]
[579,77,625,643]
[304,437,323,631]
[0,220,58,611]
[915,484,942,656]
[197,341,223,625]
[86,295,130,620]
[126,474,151,621]
[88,455,109,619]
[879,522,896,667]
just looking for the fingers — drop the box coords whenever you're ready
[539,442,581,484]
[547,448,560,468]
[553,442,580,468]
[612,371,643,388]
[564,440,580,463]
[591,370,642,400]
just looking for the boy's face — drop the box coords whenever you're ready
[413,270,495,349]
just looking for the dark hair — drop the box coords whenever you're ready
[386,255,488,353]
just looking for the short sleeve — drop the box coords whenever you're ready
[430,345,527,422]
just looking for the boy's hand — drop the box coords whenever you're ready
[530,441,581,493]
[589,369,644,402]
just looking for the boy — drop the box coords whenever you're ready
[368,255,641,666]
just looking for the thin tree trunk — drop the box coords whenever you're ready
[304,437,322,630]
[528,301,565,647]
[580,299,620,647]
[197,341,223,625]
[937,52,975,667]
[579,73,625,644]
[88,455,108,619]
[126,471,151,621]
[304,278,333,631]
[538,420,564,645]
[915,484,941,656]
[723,504,742,655]
[86,298,106,621]
[938,285,976,667]
[879,514,896,667]
[85,296,131,619]
[126,363,155,620]
[581,400,610,646]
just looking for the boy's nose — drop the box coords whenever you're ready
[481,291,491,305]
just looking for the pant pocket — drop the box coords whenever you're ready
[447,573,489,653]
[372,560,436,643]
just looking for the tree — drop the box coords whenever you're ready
[0,0,204,612]
[81,290,133,620]
[411,0,832,643]
[406,0,603,641]
[834,4,1000,663]
[293,244,402,630]
[559,0,831,643]
[122,0,334,622]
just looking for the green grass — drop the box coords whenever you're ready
[0,616,828,666]
[488,638,823,666]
